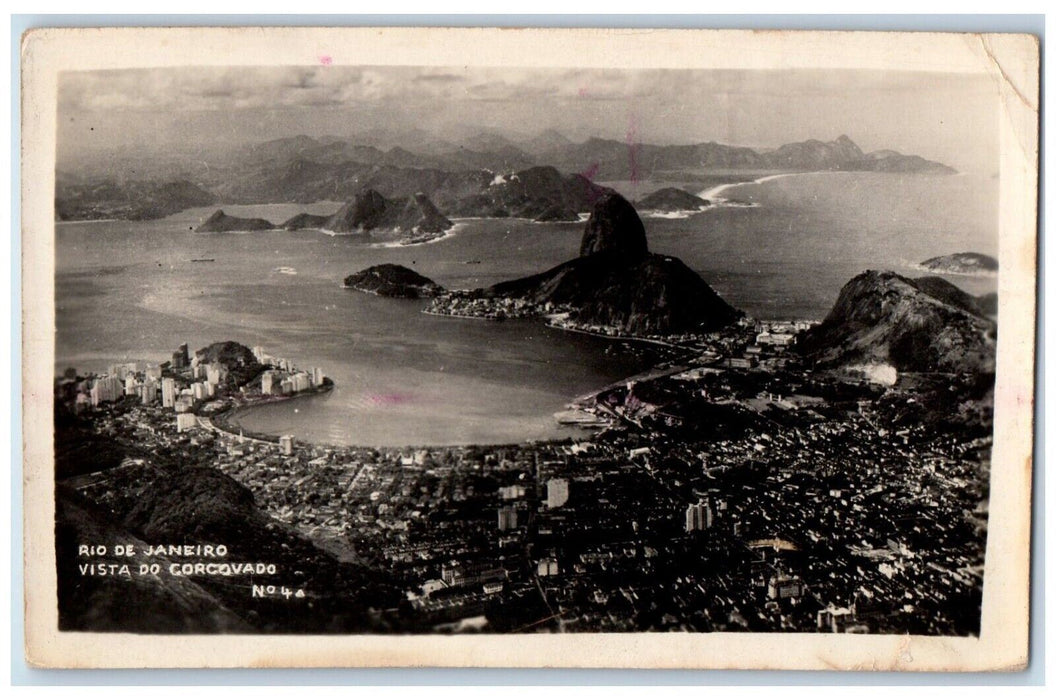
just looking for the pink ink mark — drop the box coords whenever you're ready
[579,162,600,182]
[319,55,333,66]
[367,392,414,407]
[577,87,589,97]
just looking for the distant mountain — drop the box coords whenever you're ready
[533,203,581,222]
[279,212,330,230]
[919,252,998,275]
[539,134,955,181]
[449,165,613,219]
[796,270,996,374]
[315,190,453,235]
[55,133,957,221]
[519,128,574,154]
[486,193,741,335]
[343,264,445,299]
[56,179,216,222]
[762,134,864,170]
[195,209,275,232]
[635,187,710,212]
[859,151,958,174]
[398,192,454,234]
[324,190,391,232]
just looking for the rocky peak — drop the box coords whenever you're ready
[579,192,649,260]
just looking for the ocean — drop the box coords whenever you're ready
[55,171,997,446]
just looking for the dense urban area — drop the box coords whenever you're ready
[54,314,990,635]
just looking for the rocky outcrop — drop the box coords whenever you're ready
[343,264,445,299]
[448,166,613,219]
[579,192,649,259]
[325,190,391,233]
[320,190,453,235]
[635,187,710,212]
[194,341,266,387]
[395,193,453,233]
[195,209,274,232]
[796,270,996,374]
[486,193,739,335]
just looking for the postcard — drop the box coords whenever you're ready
[21,26,1038,669]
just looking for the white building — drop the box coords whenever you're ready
[279,435,294,455]
[206,363,225,386]
[89,375,123,407]
[176,413,197,433]
[685,500,714,532]
[161,377,176,408]
[546,478,569,509]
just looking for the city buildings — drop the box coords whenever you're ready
[89,375,123,407]
[171,343,190,369]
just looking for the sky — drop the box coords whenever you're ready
[57,65,1000,175]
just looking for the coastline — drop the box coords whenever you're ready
[208,381,335,444]
[697,170,858,203]
[698,171,802,201]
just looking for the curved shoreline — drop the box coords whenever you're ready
[208,382,335,444]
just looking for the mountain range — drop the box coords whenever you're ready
[55,133,955,222]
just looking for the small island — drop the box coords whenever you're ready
[195,209,275,233]
[919,252,998,275]
[343,264,445,299]
[635,187,710,213]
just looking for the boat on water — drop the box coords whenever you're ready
[190,258,216,262]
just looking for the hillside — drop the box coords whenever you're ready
[58,463,401,633]
[55,485,252,633]
[796,270,996,374]
[318,190,453,235]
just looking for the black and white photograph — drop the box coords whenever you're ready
[21,27,1038,670]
